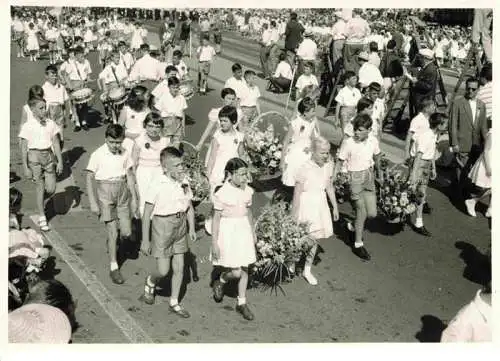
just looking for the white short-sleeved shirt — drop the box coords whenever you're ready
[415,128,438,161]
[66,59,92,81]
[128,54,161,82]
[239,84,261,107]
[86,143,134,181]
[337,136,380,172]
[274,61,293,80]
[151,80,169,100]
[144,173,193,215]
[42,82,69,106]
[335,86,362,107]
[119,51,135,71]
[197,45,217,62]
[155,91,188,118]
[45,28,59,41]
[358,62,384,89]
[213,182,254,217]
[168,60,188,79]
[122,106,150,136]
[98,63,128,85]
[296,38,318,61]
[295,74,319,93]
[134,133,171,168]
[18,117,61,149]
[224,77,248,100]
[409,112,430,157]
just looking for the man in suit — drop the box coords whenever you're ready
[448,77,488,198]
[284,12,304,67]
[405,48,438,119]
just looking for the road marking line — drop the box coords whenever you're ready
[30,215,153,344]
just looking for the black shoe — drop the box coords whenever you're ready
[169,304,190,318]
[212,280,224,303]
[414,225,432,237]
[110,269,125,284]
[236,304,255,321]
[353,246,371,261]
[82,123,89,131]
[423,203,432,214]
[74,125,81,132]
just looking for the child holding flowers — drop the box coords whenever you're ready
[292,136,339,285]
[211,158,257,321]
[408,112,448,237]
[335,114,381,261]
[280,97,320,201]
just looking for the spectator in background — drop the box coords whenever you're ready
[284,12,304,67]
[343,8,370,73]
[357,51,383,90]
[368,41,380,68]
[476,63,492,121]
[379,39,403,93]
[269,52,293,94]
[472,9,492,64]
[330,11,347,65]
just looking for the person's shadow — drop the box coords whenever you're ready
[455,241,491,287]
[415,315,447,342]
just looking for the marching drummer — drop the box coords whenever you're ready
[128,43,162,90]
[63,45,92,132]
[118,41,135,75]
[98,50,128,124]
[169,50,189,81]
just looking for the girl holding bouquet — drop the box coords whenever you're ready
[211,157,257,321]
[292,136,339,285]
[280,97,320,202]
[465,117,492,218]
[408,112,447,237]
[335,114,381,261]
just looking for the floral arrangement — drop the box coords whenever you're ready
[243,123,283,177]
[181,144,210,203]
[253,203,315,293]
[334,172,350,203]
[376,156,420,223]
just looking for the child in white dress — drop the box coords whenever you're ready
[205,106,245,194]
[211,157,257,321]
[465,117,492,218]
[132,112,170,217]
[25,23,40,61]
[281,97,320,189]
[292,137,339,285]
[118,85,151,140]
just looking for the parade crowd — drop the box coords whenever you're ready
[8,6,492,343]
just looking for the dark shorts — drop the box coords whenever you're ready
[349,168,375,201]
[96,179,131,235]
[151,213,188,258]
[28,149,56,182]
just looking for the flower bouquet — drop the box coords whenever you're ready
[243,111,289,181]
[252,202,315,294]
[180,141,210,204]
[376,156,420,224]
[334,172,350,204]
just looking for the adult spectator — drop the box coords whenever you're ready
[448,77,487,198]
[405,48,438,119]
[284,12,305,66]
[343,8,370,73]
[128,44,162,89]
[259,23,273,78]
[476,63,492,121]
[295,29,318,78]
[379,39,404,92]
[268,52,293,93]
[472,9,492,64]
[330,11,347,65]
[357,51,383,90]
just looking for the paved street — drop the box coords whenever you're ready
[9,25,491,343]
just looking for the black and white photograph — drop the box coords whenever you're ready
[6,2,493,345]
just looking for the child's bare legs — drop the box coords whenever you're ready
[354,198,367,246]
[104,220,119,265]
[214,267,254,320]
[170,254,184,305]
[36,171,56,229]
[303,243,318,285]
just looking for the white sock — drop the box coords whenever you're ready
[170,298,178,306]
[354,241,364,248]
[304,265,312,274]
[237,297,246,306]
[110,262,119,271]
[415,217,423,228]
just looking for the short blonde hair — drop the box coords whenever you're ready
[312,136,330,153]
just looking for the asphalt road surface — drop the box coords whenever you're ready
[9,27,490,343]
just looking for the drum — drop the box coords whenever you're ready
[71,88,94,104]
[180,79,194,100]
[108,87,127,106]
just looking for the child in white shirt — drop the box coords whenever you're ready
[239,70,261,128]
[295,61,319,101]
[335,71,362,129]
[196,36,217,94]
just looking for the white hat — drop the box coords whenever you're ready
[9,229,43,259]
[419,48,434,59]
[9,303,72,343]
[358,51,369,61]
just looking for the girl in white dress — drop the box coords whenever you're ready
[130,22,147,50]
[281,97,320,189]
[211,157,257,321]
[205,106,245,194]
[118,85,151,140]
[292,137,339,285]
[25,23,40,61]
[132,112,170,217]
[465,118,492,218]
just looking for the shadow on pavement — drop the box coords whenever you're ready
[455,241,491,287]
[415,315,447,342]
[47,186,84,221]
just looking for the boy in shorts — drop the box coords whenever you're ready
[18,97,64,232]
[86,124,138,284]
[140,147,197,318]
[196,36,216,94]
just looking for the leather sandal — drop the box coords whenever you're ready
[169,304,190,318]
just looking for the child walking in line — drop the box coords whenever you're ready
[334,71,362,129]
[18,98,64,232]
[86,124,139,285]
[140,147,197,318]
[239,70,262,128]
[196,36,217,94]
[292,137,339,285]
[335,114,381,261]
[211,158,257,321]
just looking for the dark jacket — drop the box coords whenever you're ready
[411,60,438,101]
[449,96,487,153]
[284,20,304,51]
[379,51,403,78]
